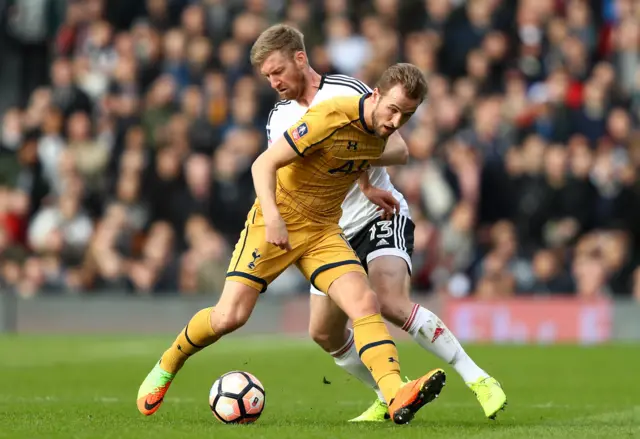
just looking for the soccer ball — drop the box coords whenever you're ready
[209,371,266,424]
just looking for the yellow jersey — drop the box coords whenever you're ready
[266,93,386,225]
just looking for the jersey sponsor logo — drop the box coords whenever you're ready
[376,238,389,247]
[328,159,369,175]
[292,122,308,141]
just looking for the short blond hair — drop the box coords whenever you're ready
[250,24,306,68]
[376,63,429,102]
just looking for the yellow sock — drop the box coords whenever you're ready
[353,313,403,404]
[160,307,219,374]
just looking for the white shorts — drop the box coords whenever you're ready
[309,214,414,295]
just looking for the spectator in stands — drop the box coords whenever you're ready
[0,0,638,300]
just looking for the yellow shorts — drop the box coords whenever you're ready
[227,205,365,294]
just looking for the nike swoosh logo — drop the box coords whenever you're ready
[144,398,163,411]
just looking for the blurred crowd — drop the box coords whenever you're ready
[0,0,639,300]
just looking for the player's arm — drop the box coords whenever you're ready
[370,131,409,166]
[251,138,299,251]
[252,104,343,250]
[358,172,400,220]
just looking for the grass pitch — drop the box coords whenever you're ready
[0,335,638,439]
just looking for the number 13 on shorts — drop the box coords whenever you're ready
[369,220,393,243]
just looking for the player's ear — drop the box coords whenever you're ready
[294,51,307,67]
[371,87,381,102]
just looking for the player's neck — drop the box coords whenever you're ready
[297,69,322,107]
[362,94,375,133]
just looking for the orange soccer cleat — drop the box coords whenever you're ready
[388,368,446,424]
[136,362,175,416]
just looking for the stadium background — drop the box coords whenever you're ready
[0,0,639,344]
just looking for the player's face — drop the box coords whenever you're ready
[371,85,422,139]
[260,50,307,100]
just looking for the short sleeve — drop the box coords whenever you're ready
[266,101,292,146]
[266,116,280,146]
[283,103,346,156]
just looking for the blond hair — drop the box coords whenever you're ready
[375,63,429,102]
[250,24,306,68]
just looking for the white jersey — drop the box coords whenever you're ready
[266,74,410,239]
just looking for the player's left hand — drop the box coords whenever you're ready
[363,186,400,220]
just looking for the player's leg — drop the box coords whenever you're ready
[368,255,507,419]
[308,289,351,353]
[308,290,387,420]
[323,270,445,425]
[364,214,507,418]
[137,206,302,416]
[299,229,445,424]
[371,255,486,374]
[137,280,260,415]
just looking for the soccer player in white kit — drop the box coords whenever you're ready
[253,24,507,422]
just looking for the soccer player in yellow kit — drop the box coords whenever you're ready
[137,63,446,424]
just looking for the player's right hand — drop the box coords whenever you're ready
[362,186,400,220]
[266,217,292,251]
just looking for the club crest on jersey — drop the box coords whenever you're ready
[292,122,308,141]
[248,249,261,270]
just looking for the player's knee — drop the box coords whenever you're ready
[212,282,260,335]
[308,294,351,352]
[309,323,348,353]
[308,326,330,350]
[352,286,381,317]
[328,272,380,319]
[214,313,248,334]
[212,299,254,335]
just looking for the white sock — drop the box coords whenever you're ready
[404,304,489,384]
[331,329,386,403]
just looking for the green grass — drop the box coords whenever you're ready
[0,335,639,438]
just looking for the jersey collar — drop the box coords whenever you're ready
[359,93,374,134]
